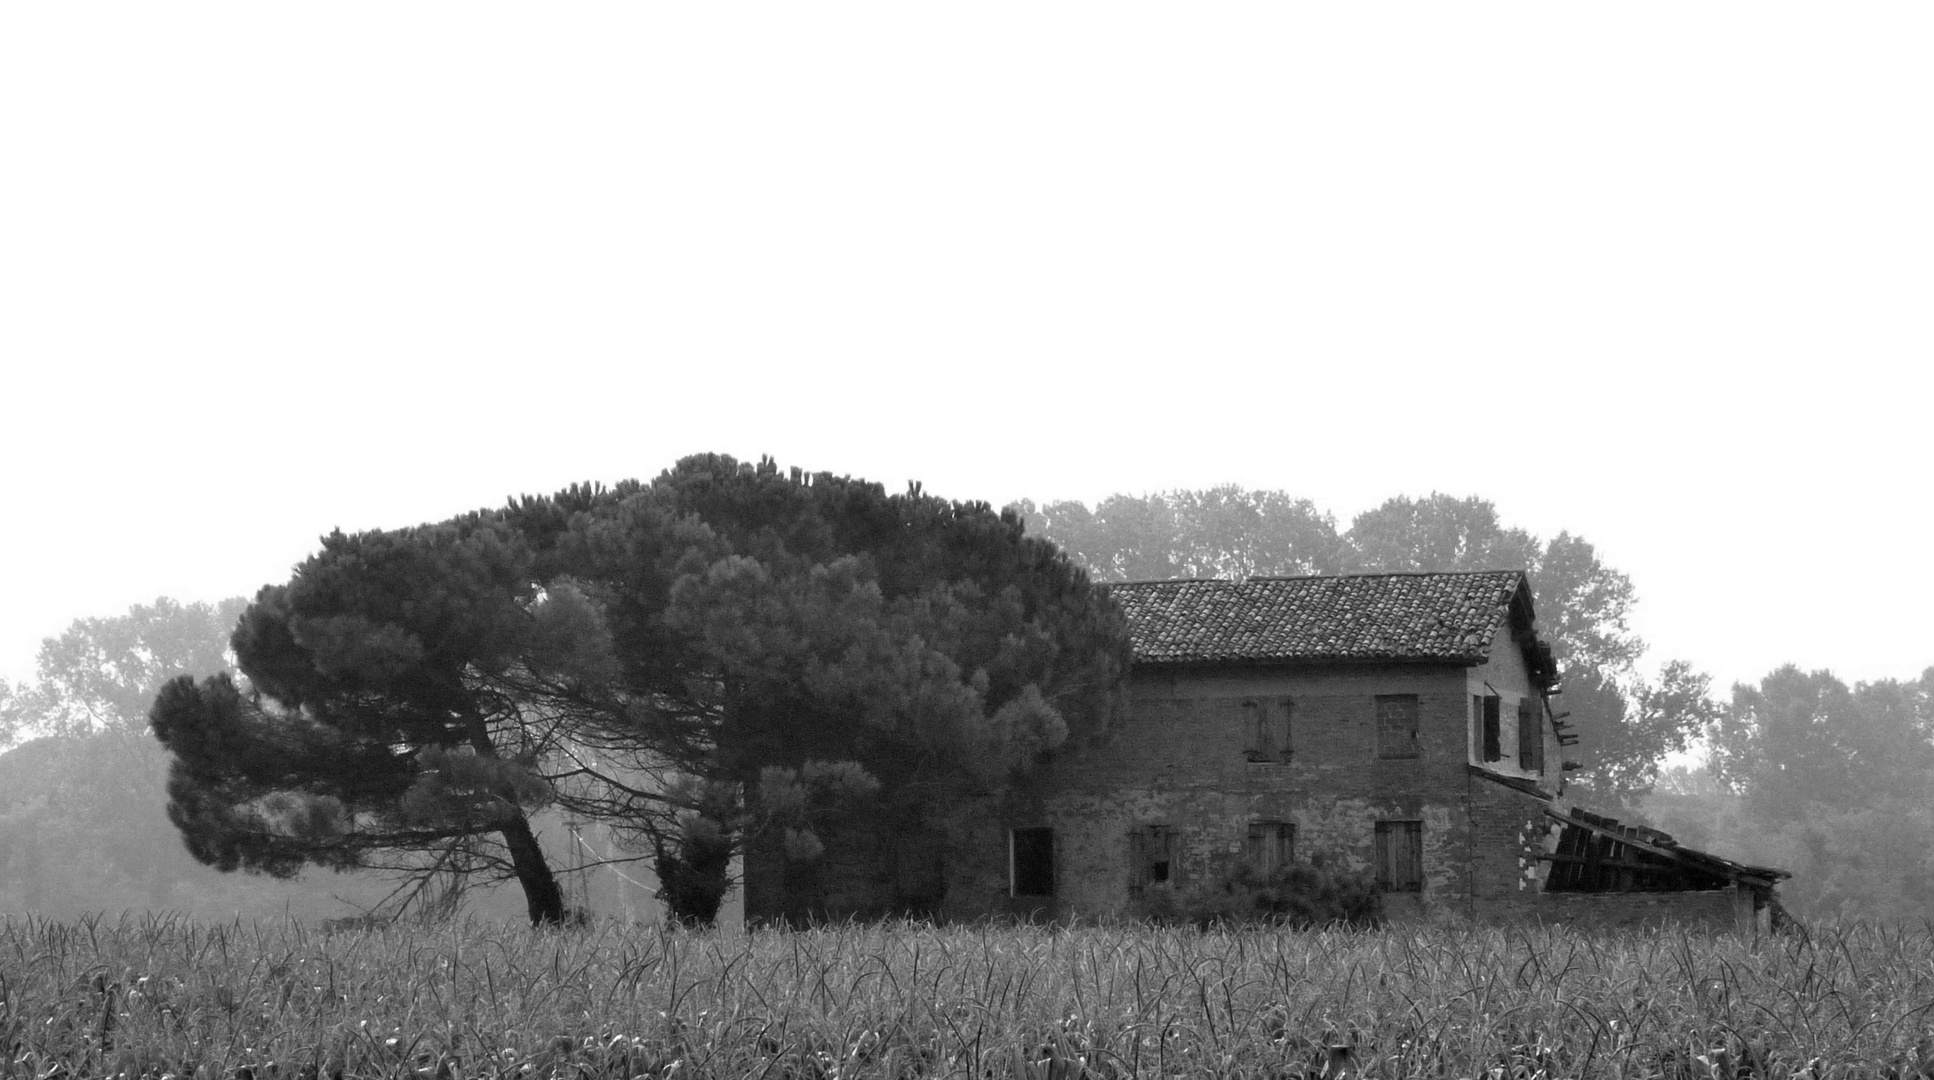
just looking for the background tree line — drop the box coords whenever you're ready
[3,473,1928,924]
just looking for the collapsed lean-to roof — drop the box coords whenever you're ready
[1108,571,1558,690]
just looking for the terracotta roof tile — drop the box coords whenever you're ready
[1109,571,1528,666]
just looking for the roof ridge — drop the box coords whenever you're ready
[1109,569,1526,587]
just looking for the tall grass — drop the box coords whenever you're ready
[4,913,1932,1077]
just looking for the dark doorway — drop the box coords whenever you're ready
[1010,827,1054,897]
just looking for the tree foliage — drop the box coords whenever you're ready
[1711,665,1934,823]
[151,515,637,925]
[1645,667,1934,923]
[1014,486,1340,582]
[151,455,1130,927]
[547,456,1131,923]
[9,597,249,740]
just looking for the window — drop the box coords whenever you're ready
[1010,827,1054,897]
[1476,693,1501,762]
[1244,698,1293,762]
[1246,821,1295,877]
[1376,694,1420,759]
[1374,820,1423,892]
[1126,825,1182,898]
[1518,697,1545,773]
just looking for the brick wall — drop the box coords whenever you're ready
[985,661,1535,917]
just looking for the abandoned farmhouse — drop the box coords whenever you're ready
[744,570,1785,931]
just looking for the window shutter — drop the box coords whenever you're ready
[1398,823,1422,891]
[1482,695,1502,761]
[1165,828,1185,886]
[1127,830,1146,896]
[1242,700,1263,759]
[1528,698,1546,773]
[1517,697,1536,770]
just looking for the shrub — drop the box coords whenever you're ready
[1138,856,1383,929]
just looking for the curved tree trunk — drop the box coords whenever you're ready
[499,814,566,925]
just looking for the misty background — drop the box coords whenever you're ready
[2,6,1929,922]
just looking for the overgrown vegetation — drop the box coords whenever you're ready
[5,915,1933,1078]
[1134,859,1383,930]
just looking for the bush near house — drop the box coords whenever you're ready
[1136,857,1384,929]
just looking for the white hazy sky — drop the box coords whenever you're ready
[2,5,1928,700]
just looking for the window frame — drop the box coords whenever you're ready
[1477,693,1502,762]
[1009,827,1055,898]
[1243,697,1294,763]
[1127,824,1182,898]
[1374,819,1424,893]
[1246,820,1296,878]
[1375,694,1421,760]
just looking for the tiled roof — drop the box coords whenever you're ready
[1108,571,1529,666]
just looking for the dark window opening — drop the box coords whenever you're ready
[1374,820,1423,892]
[1010,827,1054,897]
[1127,825,1182,898]
[1247,821,1295,877]
[1376,695,1420,759]
[1478,694,1501,761]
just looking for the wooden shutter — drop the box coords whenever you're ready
[1376,821,1423,891]
[1528,698,1546,773]
[1247,822,1294,877]
[1127,829,1147,898]
[1242,700,1264,760]
[1482,695,1502,761]
[1374,823,1393,888]
[1517,697,1536,771]
[1395,822,1422,891]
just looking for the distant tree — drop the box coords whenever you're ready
[1340,494,1542,578]
[0,680,27,747]
[1710,666,1934,823]
[0,598,421,920]
[1013,485,1341,581]
[13,597,247,739]
[1667,665,1934,922]
[1560,661,1721,806]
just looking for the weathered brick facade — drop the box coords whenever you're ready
[938,639,1563,923]
[744,571,1783,931]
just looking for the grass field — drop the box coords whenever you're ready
[4,914,1932,1078]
